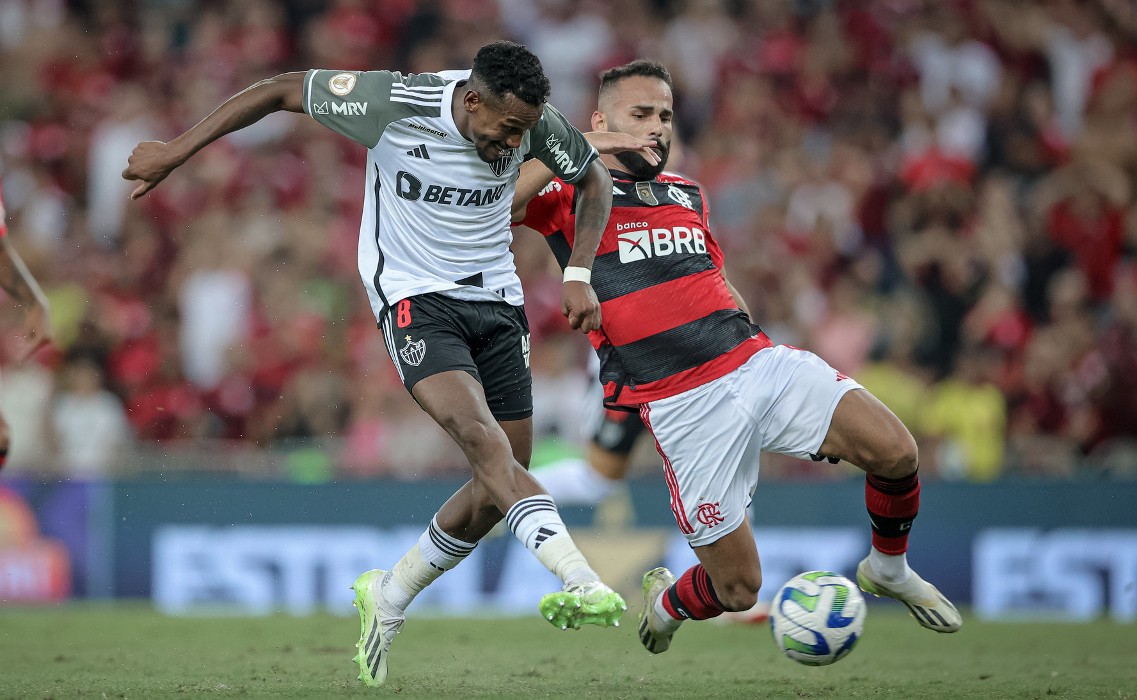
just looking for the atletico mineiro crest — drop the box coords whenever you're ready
[400,335,426,366]
[488,149,516,177]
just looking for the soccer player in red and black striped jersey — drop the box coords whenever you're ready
[514,60,961,654]
[0,176,53,471]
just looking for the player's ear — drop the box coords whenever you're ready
[591,110,606,131]
[464,90,481,114]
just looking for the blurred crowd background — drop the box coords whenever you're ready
[0,0,1135,482]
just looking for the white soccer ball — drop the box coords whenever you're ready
[768,570,866,666]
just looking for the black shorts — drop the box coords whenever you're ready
[380,292,533,421]
[591,407,648,456]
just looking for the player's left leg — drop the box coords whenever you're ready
[634,367,766,654]
[815,389,961,633]
[639,517,761,654]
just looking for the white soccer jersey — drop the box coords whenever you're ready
[302,68,598,318]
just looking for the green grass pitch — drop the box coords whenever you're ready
[1,604,1134,698]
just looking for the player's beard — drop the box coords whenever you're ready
[614,142,668,180]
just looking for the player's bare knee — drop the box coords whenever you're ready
[869,427,918,479]
[449,417,510,470]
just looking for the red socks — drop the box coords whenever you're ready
[865,471,920,554]
[661,564,726,621]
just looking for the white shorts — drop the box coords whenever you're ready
[639,345,862,547]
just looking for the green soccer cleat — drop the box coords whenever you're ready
[637,567,679,654]
[857,556,962,633]
[351,569,405,687]
[539,580,627,630]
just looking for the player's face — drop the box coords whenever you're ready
[599,76,673,179]
[465,91,543,164]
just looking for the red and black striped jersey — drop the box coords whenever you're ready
[0,176,8,238]
[520,169,772,407]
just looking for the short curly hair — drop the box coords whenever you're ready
[599,59,673,98]
[469,41,551,107]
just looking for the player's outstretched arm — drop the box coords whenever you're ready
[0,238,52,360]
[561,159,612,334]
[121,72,307,200]
[511,131,658,222]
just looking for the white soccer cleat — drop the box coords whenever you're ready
[856,557,962,633]
[351,569,405,686]
[637,567,679,654]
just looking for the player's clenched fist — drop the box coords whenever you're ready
[562,280,602,333]
[122,140,184,200]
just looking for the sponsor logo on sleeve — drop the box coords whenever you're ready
[330,101,368,116]
[329,72,358,96]
[313,101,329,115]
[537,180,562,197]
[543,134,580,177]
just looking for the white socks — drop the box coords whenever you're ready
[531,458,619,506]
[653,590,684,630]
[506,495,598,588]
[868,548,911,584]
[381,497,601,611]
[383,517,477,612]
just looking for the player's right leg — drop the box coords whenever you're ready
[413,369,625,630]
[406,297,622,630]
[762,347,961,633]
[816,389,961,633]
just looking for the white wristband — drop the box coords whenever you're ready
[563,266,591,284]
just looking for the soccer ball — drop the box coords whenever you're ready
[768,570,866,666]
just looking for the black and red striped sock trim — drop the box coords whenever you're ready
[660,564,725,621]
[866,470,920,555]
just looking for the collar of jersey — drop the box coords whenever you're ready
[609,169,655,183]
[439,73,471,145]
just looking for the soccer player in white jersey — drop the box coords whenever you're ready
[122,41,658,687]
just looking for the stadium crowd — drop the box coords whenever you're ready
[0,0,1134,481]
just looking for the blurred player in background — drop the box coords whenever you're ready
[123,41,658,686]
[0,176,53,471]
[532,352,646,505]
[514,60,961,656]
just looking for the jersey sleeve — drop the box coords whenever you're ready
[519,178,574,236]
[528,104,599,184]
[303,69,401,148]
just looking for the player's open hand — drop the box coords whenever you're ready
[583,132,661,166]
[122,141,183,200]
[18,301,52,361]
[562,280,602,333]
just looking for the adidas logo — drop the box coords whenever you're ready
[406,144,430,159]
[533,526,556,547]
